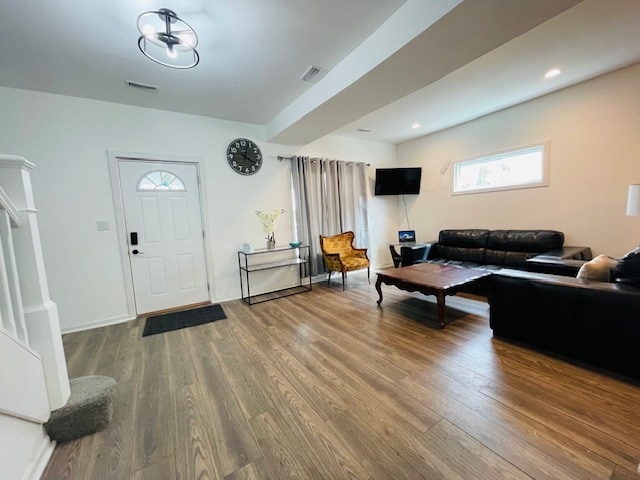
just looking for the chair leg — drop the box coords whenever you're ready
[367,267,370,284]
[341,271,346,291]
[327,271,332,287]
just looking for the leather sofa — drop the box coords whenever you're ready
[489,269,640,380]
[425,229,591,271]
[407,229,592,295]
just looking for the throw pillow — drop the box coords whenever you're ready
[612,247,640,284]
[576,254,619,282]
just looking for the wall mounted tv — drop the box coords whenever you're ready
[374,167,422,195]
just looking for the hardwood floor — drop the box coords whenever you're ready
[42,274,640,479]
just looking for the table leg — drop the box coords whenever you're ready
[435,291,446,329]
[375,276,383,305]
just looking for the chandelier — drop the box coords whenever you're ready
[137,8,199,69]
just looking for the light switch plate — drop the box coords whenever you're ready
[96,220,110,231]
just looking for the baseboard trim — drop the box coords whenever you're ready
[22,431,55,480]
[61,314,134,334]
[61,275,339,333]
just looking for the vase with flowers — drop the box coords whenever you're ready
[255,209,284,250]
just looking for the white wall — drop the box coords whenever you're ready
[9,62,635,334]
[397,62,640,257]
[0,414,53,480]
[0,86,397,332]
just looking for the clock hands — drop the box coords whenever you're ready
[241,151,256,163]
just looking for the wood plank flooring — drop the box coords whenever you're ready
[41,274,640,479]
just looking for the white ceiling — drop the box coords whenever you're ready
[1,0,639,146]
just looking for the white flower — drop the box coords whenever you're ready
[255,209,285,236]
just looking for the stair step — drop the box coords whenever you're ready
[44,375,117,443]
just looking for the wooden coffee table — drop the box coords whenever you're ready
[375,263,490,328]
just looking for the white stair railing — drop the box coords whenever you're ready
[0,186,29,346]
[0,155,70,410]
[0,156,71,480]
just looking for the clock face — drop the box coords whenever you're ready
[227,138,262,175]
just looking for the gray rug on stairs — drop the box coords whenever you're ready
[44,375,117,443]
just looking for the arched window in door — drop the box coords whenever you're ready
[137,170,186,191]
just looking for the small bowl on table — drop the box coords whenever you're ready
[289,241,301,248]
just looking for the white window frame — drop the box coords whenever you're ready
[137,170,186,191]
[452,141,550,195]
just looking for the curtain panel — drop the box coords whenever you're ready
[290,157,369,275]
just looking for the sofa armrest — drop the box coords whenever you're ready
[352,248,369,260]
[491,268,639,291]
[525,246,592,276]
[525,256,587,277]
[541,246,593,260]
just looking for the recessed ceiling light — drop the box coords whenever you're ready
[544,68,562,79]
[411,123,421,129]
[357,128,372,133]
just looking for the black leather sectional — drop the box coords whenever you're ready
[396,228,640,380]
[425,229,590,270]
[410,229,591,294]
[489,269,640,380]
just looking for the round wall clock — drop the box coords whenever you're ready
[226,138,262,175]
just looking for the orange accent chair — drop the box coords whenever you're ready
[319,231,370,290]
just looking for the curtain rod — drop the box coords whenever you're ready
[277,155,370,166]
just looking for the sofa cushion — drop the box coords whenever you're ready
[613,247,640,284]
[487,230,564,253]
[433,245,486,264]
[576,254,618,281]
[485,249,539,268]
[438,229,489,248]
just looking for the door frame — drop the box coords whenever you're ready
[107,150,211,317]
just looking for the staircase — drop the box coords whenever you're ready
[0,155,111,478]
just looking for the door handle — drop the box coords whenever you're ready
[132,249,145,255]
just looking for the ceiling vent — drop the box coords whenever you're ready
[125,80,159,92]
[299,65,327,83]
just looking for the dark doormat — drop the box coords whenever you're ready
[142,304,226,337]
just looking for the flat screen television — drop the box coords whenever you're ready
[374,167,422,195]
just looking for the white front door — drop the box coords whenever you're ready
[118,160,209,314]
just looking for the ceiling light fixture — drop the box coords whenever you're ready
[544,68,562,79]
[137,8,199,69]
[412,123,421,129]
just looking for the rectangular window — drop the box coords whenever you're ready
[452,142,549,195]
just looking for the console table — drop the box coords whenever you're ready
[238,245,311,305]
